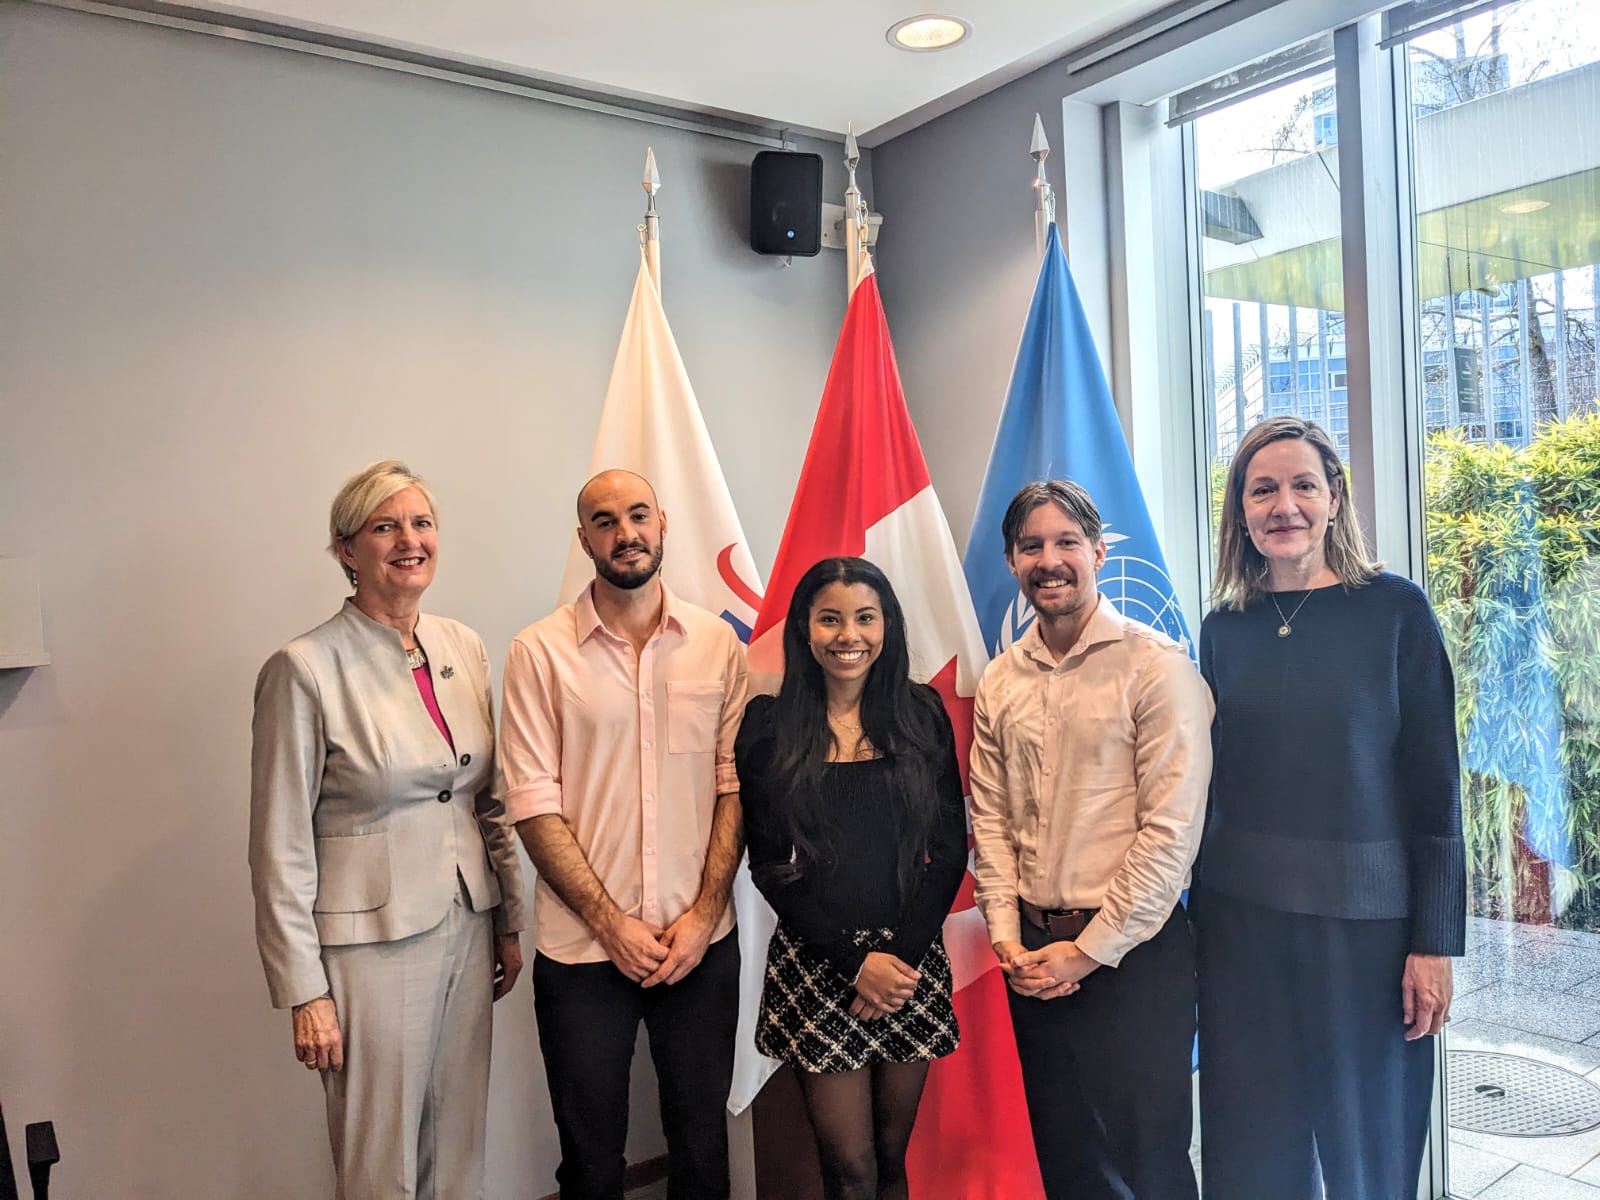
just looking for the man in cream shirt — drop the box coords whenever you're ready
[969,480,1212,1200]
[497,469,748,1200]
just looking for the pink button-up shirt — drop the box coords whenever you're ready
[497,584,748,963]
[969,596,1213,968]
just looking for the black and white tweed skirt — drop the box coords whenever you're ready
[756,922,960,1074]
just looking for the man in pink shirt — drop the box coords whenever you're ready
[497,469,749,1200]
[968,481,1211,1200]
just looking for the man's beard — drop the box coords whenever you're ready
[594,541,664,590]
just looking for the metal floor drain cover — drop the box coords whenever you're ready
[1448,1051,1600,1137]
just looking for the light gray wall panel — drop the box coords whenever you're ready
[0,4,864,1195]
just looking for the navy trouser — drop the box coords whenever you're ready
[533,931,740,1200]
[1008,906,1199,1200]
[1195,889,1435,1200]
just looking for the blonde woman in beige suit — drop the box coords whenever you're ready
[249,460,528,1200]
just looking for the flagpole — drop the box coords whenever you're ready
[642,146,661,290]
[1030,113,1055,259]
[844,122,867,297]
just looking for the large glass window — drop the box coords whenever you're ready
[1180,5,1600,1192]
[1193,68,1346,545]
[1403,2,1600,1194]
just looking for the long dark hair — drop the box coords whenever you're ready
[767,557,945,900]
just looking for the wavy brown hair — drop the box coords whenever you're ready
[1212,416,1379,611]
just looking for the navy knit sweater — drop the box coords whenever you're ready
[1198,571,1466,956]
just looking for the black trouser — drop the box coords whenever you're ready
[533,930,740,1200]
[1007,906,1198,1200]
[1194,889,1434,1200]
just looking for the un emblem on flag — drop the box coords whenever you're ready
[996,590,1037,653]
[1100,533,1191,654]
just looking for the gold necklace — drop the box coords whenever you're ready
[1270,590,1314,638]
[828,711,862,734]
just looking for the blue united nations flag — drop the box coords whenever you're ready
[963,222,1192,658]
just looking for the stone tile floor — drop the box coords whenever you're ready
[1448,917,1600,1197]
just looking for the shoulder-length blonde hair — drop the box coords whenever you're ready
[327,460,437,587]
[1212,416,1378,611]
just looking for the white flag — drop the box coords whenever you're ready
[560,253,778,1115]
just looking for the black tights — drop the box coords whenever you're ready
[794,1059,932,1200]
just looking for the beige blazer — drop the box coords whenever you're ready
[249,601,529,1010]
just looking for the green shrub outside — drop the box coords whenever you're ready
[1425,414,1600,929]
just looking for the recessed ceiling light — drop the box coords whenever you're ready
[1500,199,1550,214]
[887,15,971,52]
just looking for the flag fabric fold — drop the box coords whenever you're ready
[750,270,1045,1199]
[963,222,1192,657]
[558,252,777,1114]
[558,258,762,633]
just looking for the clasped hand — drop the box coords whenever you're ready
[598,905,717,987]
[995,939,1098,999]
[850,952,921,1021]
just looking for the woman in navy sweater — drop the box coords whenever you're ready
[1196,417,1465,1199]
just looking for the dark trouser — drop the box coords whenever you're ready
[533,930,740,1200]
[1194,888,1434,1200]
[1007,906,1198,1200]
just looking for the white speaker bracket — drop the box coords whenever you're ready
[819,203,884,251]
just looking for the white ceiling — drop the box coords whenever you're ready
[195,0,1174,139]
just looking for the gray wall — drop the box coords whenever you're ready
[0,4,866,1195]
[870,1,1393,613]
[871,67,1204,622]
[871,64,1085,560]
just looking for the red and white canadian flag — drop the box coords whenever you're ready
[749,260,1045,1198]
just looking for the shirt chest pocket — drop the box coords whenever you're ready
[667,681,723,754]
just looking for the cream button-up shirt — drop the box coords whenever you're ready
[496,584,748,964]
[968,595,1213,968]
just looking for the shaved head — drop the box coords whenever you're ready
[575,469,667,590]
[577,469,657,519]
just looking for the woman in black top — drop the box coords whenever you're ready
[1197,417,1465,1200]
[736,557,966,1200]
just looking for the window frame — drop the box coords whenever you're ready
[1166,16,1445,1197]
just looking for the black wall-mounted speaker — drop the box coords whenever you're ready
[749,150,823,257]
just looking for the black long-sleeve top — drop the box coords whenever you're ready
[1198,571,1466,956]
[735,687,969,981]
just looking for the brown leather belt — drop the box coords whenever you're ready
[1019,899,1098,942]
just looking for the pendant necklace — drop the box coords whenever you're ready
[1270,589,1314,638]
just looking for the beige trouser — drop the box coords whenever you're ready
[321,881,494,1200]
